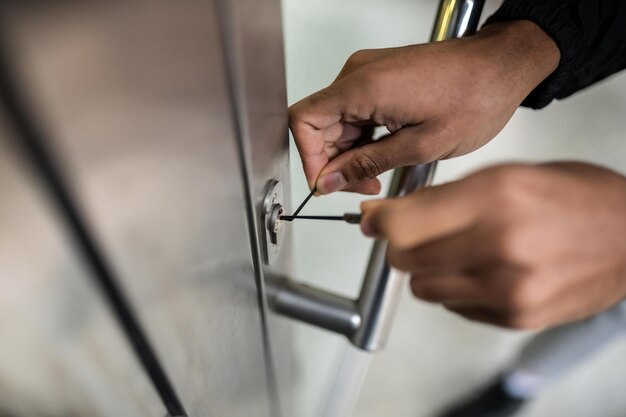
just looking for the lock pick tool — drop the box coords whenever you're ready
[281,186,361,225]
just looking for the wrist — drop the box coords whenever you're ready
[474,20,561,100]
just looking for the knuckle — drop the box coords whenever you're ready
[499,314,524,329]
[288,89,334,125]
[411,138,436,163]
[500,313,542,330]
[347,49,372,65]
[304,87,334,108]
[348,151,388,181]
[410,280,439,302]
[486,164,526,185]
[500,278,543,314]
[386,248,405,270]
[496,229,521,260]
[287,104,303,124]
[482,165,538,206]
[354,65,388,90]
[495,227,535,264]
[414,123,452,161]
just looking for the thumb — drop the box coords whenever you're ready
[360,180,481,249]
[315,125,436,194]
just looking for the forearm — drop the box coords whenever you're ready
[485,0,626,109]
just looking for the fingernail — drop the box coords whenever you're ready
[317,172,348,194]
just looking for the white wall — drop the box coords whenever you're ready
[282,1,626,416]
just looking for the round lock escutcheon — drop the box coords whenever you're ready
[261,180,284,264]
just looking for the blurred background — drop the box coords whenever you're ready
[282,0,626,416]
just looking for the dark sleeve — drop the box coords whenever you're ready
[484,0,626,109]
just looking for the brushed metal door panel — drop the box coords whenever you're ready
[217,0,294,414]
[0,117,163,416]
[2,2,282,416]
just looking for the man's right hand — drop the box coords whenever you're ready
[289,20,560,195]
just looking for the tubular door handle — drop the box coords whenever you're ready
[266,165,433,352]
[268,0,485,352]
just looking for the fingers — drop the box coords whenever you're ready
[409,273,490,307]
[290,56,437,194]
[360,179,482,249]
[387,226,489,272]
[394,227,502,310]
[289,81,375,190]
[315,124,442,194]
[443,306,506,327]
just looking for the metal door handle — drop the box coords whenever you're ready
[269,0,485,352]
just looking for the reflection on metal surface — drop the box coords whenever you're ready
[0,81,164,417]
[271,277,361,336]
[269,0,486,352]
[0,1,289,416]
[0,24,186,415]
[431,0,485,41]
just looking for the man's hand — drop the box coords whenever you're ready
[360,163,626,329]
[289,21,560,195]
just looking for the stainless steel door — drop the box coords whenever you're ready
[0,1,292,416]
[0,112,164,417]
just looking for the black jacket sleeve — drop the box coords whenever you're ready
[484,0,626,109]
